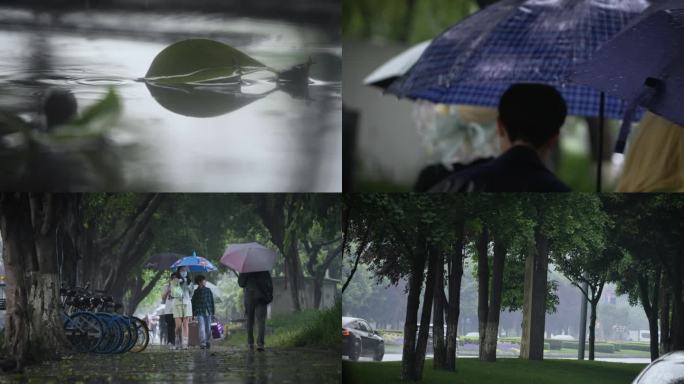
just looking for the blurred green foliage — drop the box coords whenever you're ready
[343,0,480,44]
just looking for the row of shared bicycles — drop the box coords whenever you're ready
[61,284,149,354]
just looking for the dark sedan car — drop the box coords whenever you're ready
[342,316,384,361]
[632,351,684,384]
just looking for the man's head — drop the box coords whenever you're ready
[195,275,206,287]
[42,89,77,129]
[496,83,567,152]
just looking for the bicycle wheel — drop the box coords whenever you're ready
[64,312,105,353]
[129,316,150,353]
[94,313,123,354]
[123,318,138,352]
[115,316,138,353]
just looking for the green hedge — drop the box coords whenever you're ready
[618,343,650,352]
[459,336,479,344]
[544,342,550,350]
[560,341,615,353]
[547,339,563,350]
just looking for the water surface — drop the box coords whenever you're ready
[0,7,341,191]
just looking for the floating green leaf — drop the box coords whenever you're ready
[144,39,269,85]
[146,83,268,118]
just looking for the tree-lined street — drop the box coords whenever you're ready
[342,194,684,382]
[0,193,341,383]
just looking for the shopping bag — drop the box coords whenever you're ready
[211,321,224,339]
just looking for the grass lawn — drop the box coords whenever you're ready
[343,358,646,384]
[220,301,340,349]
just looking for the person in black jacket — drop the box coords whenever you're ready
[430,83,571,192]
[237,271,273,351]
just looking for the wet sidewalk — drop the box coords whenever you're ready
[2,345,340,384]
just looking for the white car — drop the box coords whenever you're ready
[632,351,684,384]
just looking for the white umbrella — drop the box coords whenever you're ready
[220,242,277,273]
[363,40,431,89]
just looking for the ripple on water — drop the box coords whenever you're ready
[73,78,134,86]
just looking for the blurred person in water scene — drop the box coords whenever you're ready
[430,83,570,192]
[171,267,194,350]
[237,271,273,352]
[616,111,684,192]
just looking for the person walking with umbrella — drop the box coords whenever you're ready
[221,243,276,352]
[238,271,273,352]
[172,267,194,350]
[168,252,218,349]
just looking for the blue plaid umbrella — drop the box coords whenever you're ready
[571,1,684,153]
[387,0,649,120]
[169,251,218,272]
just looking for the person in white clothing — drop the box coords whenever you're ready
[171,267,194,349]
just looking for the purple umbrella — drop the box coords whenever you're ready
[571,1,684,153]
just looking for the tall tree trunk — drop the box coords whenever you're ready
[647,314,660,361]
[284,239,304,310]
[432,247,446,369]
[307,242,342,309]
[0,193,70,371]
[1,194,34,371]
[589,300,597,361]
[637,271,660,361]
[482,241,506,362]
[670,255,684,351]
[520,227,549,361]
[445,225,464,371]
[414,241,437,381]
[27,194,70,359]
[476,228,489,360]
[660,280,671,354]
[401,243,427,381]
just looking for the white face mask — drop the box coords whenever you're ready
[180,271,187,277]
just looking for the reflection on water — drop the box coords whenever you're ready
[0,7,341,191]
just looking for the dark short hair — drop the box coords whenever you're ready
[170,272,181,279]
[195,275,206,285]
[498,83,567,148]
